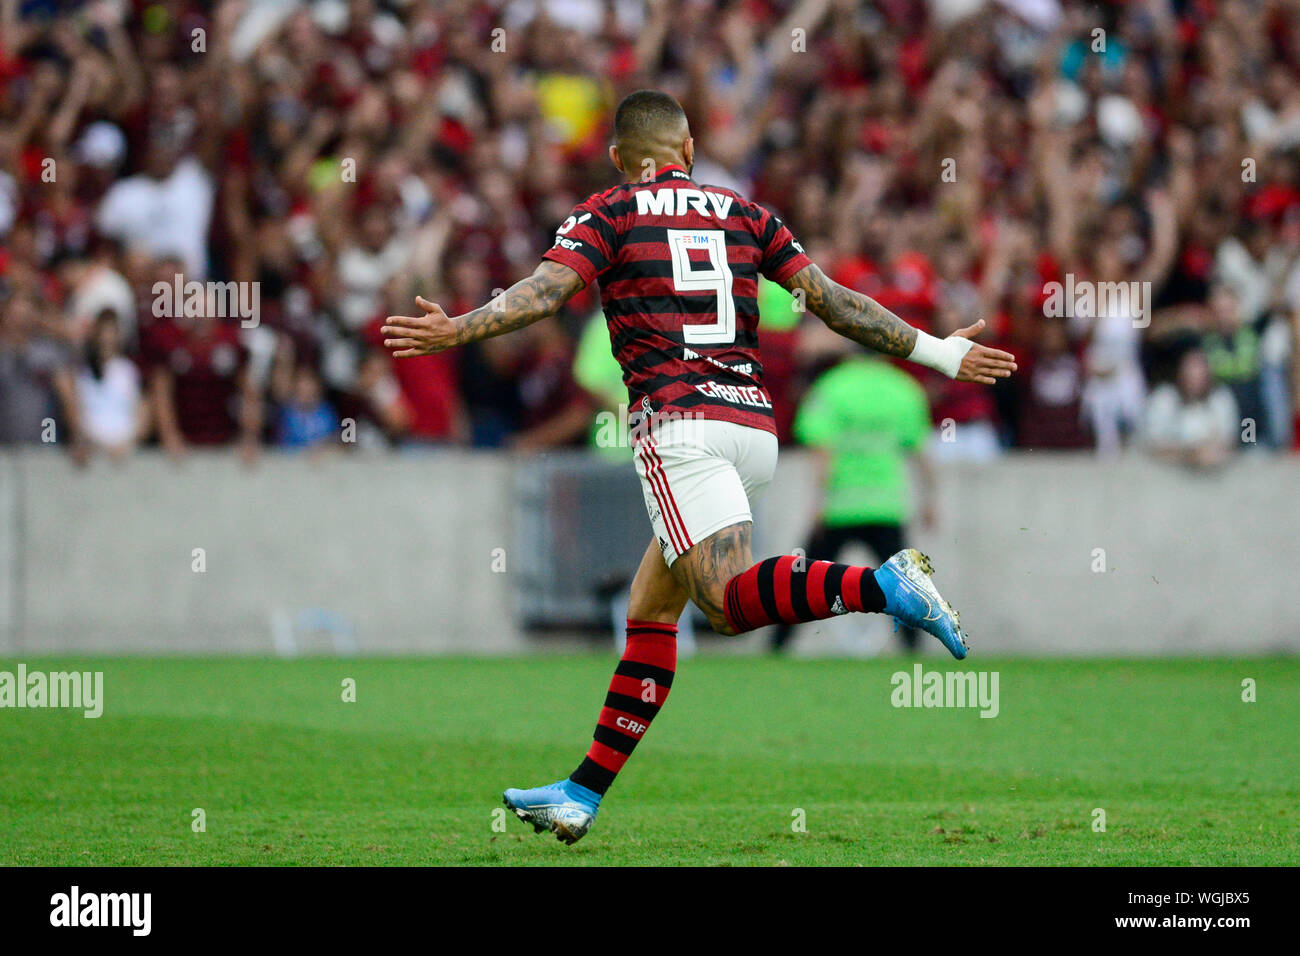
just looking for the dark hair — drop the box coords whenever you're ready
[85,310,119,381]
[613,90,688,153]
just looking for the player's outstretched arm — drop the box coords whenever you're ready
[382,260,585,357]
[781,263,1017,384]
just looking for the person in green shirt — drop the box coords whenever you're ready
[573,308,631,460]
[771,352,936,653]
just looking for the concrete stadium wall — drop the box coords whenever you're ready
[0,449,518,655]
[0,448,1295,656]
[757,451,1300,656]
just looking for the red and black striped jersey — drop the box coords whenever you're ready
[542,164,811,434]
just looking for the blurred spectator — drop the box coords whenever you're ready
[335,205,412,334]
[272,361,338,451]
[364,310,467,447]
[508,319,594,451]
[1201,283,1267,444]
[0,292,74,445]
[96,136,214,279]
[143,312,262,461]
[1143,348,1240,469]
[336,348,413,450]
[926,302,1004,461]
[64,237,136,348]
[1015,318,1092,449]
[71,309,146,460]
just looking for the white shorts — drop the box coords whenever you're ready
[633,417,779,567]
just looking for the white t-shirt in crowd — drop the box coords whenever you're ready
[1143,384,1239,451]
[76,356,141,447]
[336,237,411,331]
[96,156,214,279]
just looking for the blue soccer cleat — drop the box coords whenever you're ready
[502,779,601,845]
[874,549,970,659]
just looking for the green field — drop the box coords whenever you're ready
[1,655,1295,866]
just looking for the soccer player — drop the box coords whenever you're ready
[382,91,1016,844]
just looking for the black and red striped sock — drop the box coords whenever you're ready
[569,620,677,796]
[723,555,886,633]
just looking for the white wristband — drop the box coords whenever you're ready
[907,330,973,379]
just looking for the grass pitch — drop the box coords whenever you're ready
[1,655,1295,866]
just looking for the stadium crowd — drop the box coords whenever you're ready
[1,0,1297,465]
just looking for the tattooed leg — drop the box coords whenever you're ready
[668,522,754,636]
[674,520,892,637]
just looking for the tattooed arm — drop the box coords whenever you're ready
[382,260,586,357]
[782,263,918,357]
[781,263,1017,384]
